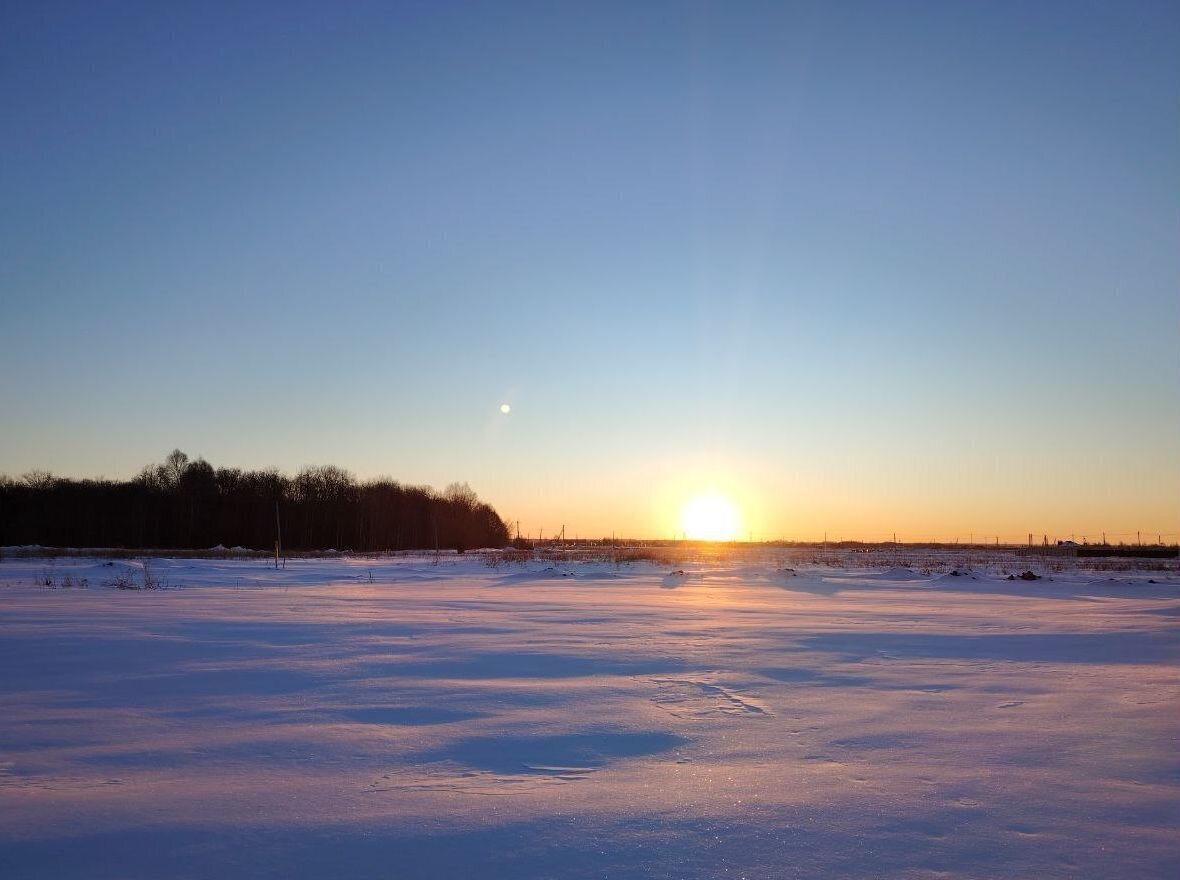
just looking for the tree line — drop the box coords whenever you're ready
[0,450,510,552]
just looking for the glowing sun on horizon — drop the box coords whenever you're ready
[680,493,742,541]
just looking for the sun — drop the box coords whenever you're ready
[680,493,742,541]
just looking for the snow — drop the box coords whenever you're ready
[1,552,1177,878]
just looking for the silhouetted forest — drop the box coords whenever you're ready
[0,450,510,552]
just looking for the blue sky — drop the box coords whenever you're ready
[2,1,1177,540]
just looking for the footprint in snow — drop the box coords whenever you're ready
[646,677,772,718]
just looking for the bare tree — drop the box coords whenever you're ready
[444,482,478,512]
[21,470,55,491]
[164,449,189,489]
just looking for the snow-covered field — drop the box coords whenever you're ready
[1,553,1177,878]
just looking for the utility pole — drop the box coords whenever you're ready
[274,500,282,570]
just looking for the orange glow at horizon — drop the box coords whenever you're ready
[483,454,1179,544]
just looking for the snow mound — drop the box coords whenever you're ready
[878,567,920,580]
[932,569,987,585]
[498,566,576,584]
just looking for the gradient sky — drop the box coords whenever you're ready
[2,1,1177,542]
